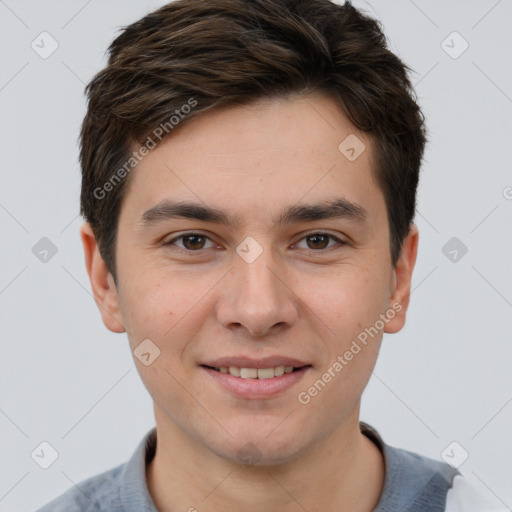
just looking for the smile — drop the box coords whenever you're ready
[200,364,312,399]
[203,365,306,379]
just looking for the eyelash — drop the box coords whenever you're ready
[163,232,347,252]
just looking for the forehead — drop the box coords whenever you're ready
[121,93,384,226]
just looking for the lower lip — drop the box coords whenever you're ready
[201,366,311,399]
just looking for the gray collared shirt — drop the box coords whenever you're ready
[35,423,458,511]
[37,428,158,511]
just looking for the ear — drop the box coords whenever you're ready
[384,224,419,334]
[80,222,126,333]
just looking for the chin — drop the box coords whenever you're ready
[210,429,307,468]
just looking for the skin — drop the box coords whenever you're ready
[81,92,419,512]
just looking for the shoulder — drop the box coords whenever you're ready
[35,427,157,512]
[384,444,459,499]
[386,444,457,484]
[445,475,510,512]
[380,445,507,512]
[360,423,507,512]
[361,422,459,510]
[35,463,125,512]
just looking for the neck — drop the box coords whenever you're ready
[146,407,385,512]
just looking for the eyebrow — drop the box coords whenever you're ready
[138,198,368,229]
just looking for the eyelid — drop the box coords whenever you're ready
[291,231,347,250]
[164,230,347,251]
[164,231,218,249]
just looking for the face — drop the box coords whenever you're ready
[82,93,417,465]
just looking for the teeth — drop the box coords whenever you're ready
[257,368,274,379]
[240,368,258,379]
[217,365,300,378]
[229,366,241,377]
[274,366,285,376]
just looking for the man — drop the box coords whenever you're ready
[37,0,507,510]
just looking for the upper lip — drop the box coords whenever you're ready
[201,356,310,369]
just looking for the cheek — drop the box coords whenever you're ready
[119,276,196,410]
[118,270,220,364]
[296,262,390,410]
[303,264,391,338]
[117,273,177,350]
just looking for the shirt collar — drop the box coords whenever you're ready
[119,427,158,511]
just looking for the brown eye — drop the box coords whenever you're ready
[294,232,345,251]
[306,234,330,250]
[181,235,206,250]
[165,233,215,251]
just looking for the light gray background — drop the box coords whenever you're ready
[1,0,511,510]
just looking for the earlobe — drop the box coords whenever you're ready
[80,222,126,334]
[384,224,419,334]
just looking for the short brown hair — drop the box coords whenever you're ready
[80,0,427,282]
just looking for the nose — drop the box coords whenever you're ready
[215,247,299,338]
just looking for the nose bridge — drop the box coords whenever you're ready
[240,252,280,304]
[217,241,297,336]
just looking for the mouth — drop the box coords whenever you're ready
[201,365,309,379]
[199,359,312,399]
